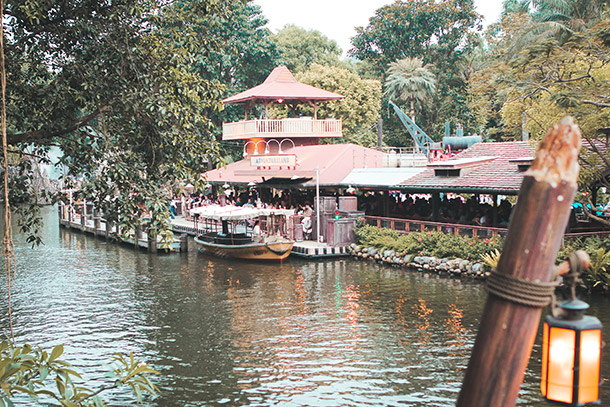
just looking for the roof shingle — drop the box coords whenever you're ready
[400,141,536,193]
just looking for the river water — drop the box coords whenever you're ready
[1,206,609,406]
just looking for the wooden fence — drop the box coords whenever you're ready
[364,215,610,240]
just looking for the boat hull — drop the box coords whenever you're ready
[194,237,294,261]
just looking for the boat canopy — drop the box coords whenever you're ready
[190,205,294,221]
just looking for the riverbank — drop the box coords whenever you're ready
[351,223,610,294]
[348,243,492,279]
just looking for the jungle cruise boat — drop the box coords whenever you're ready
[191,205,295,261]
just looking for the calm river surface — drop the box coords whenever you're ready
[1,206,609,406]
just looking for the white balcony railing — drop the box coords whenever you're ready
[222,118,342,141]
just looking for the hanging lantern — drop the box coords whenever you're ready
[541,253,603,407]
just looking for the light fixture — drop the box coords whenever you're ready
[277,98,284,104]
[346,185,356,194]
[222,182,230,189]
[541,254,602,406]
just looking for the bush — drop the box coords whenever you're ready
[354,225,503,259]
[558,235,610,292]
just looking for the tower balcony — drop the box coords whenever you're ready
[222,118,342,141]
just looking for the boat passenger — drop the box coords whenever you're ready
[252,220,262,242]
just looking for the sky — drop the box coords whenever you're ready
[253,0,504,57]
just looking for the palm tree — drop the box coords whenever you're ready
[384,57,436,123]
[511,0,606,48]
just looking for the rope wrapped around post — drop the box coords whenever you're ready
[486,271,558,308]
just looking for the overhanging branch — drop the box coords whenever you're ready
[6,105,109,145]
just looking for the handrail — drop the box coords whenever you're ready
[364,215,610,240]
[223,118,342,141]
[363,215,507,238]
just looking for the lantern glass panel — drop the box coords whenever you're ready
[541,322,549,396]
[579,329,602,404]
[547,326,576,404]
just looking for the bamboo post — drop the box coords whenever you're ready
[456,117,581,407]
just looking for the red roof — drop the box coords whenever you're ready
[223,65,344,105]
[400,141,536,193]
[203,144,384,187]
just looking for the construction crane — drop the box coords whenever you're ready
[389,100,481,161]
[388,100,437,156]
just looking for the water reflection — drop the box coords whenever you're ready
[1,207,609,406]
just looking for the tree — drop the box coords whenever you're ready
[194,2,280,163]
[525,0,606,44]
[465,6,533,141]
[349,0,480,75]
[272,25,343,73]
[349,0,481,143]
[384,57,436,123]
[269,64,382,147]
[4,0,247,243]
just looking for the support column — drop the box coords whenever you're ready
[432,192,440,222]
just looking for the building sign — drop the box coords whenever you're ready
[250,154,296,167]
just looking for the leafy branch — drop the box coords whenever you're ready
[0,341,159,406]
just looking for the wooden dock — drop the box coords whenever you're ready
[58,204,186,253]
[58,204,350,258]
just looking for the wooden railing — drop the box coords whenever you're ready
[223,118,342,141]
[364,215,508,239]
[364,215,610,240]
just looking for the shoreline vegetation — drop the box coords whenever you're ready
[350,223,610,294]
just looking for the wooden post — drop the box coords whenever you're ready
[93,209,101,231]
[105,220,111,240]
[180,234,188,252]
[80,203,86,231]
[148,228,157,253]
[457,117,581,407]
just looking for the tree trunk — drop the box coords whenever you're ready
[410,99,415,123]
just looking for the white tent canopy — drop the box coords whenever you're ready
[190,205,294,221]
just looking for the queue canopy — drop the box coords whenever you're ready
[190,205,294,221]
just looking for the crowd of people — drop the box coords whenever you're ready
[172,189,315,220]
[171,187,514,229]
[356,192,513,227]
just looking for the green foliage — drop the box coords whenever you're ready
[269,64,382,147]
[4,0,271,243]
[480,249,501,270]
[0,341,158,406]
[204,2,280,131]
[349,0,481,144]
[385,57,436,123]
[354,224,503,260]
[271,25,343,73]
[557,236,610,291]
[584,248,610,289]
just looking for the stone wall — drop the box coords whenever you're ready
[348,243,492,280]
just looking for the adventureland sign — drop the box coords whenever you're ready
[250,154,296,168]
